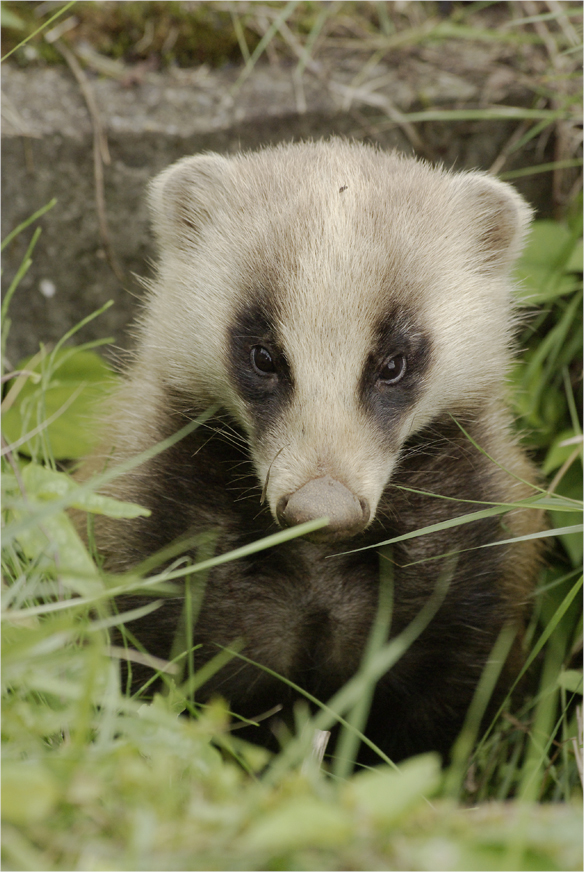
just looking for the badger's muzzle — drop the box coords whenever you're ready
[276,475,370,542]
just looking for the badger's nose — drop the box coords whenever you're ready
[276,475,370,541]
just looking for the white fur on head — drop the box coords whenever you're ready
[137,141,533,527]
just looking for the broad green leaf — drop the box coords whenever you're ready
[557,669,583,695]
[346,753,441,824]
[9,464,103,597]
[21,462,150,519]
[11,502,103,597]
[565,238,583,273]
[521,221,572,266]
[514,220,583,303]
[542,430,582,475]
[2,349,118,459]
[0,6,26,30]
[244,795,352,854]
[4,463,149,597]
[1,762,59,825]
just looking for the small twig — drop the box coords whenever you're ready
[50,37,125,284]
[0,382,85,456]
[48,36,109,164]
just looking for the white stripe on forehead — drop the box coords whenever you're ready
[235,149,452,304]
[236,179,427,390]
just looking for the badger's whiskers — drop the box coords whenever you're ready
[260,443,289,506]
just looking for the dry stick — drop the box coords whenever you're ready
[51,38,125,285]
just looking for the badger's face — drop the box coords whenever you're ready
[144,143,532,542]
[225,254,433,541]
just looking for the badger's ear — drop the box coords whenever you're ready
[148,153,233,247]
[452,173,534,273]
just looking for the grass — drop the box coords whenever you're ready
[2,2,583,870]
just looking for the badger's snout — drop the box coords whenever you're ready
[276,475,370,541]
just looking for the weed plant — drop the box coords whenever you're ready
[2,3,583,871]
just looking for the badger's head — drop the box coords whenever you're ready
[142,141,532,542]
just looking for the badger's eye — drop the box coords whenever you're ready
[250,345,276,375]
[378,353,406,385]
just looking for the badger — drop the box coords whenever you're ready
[85,140,542,764]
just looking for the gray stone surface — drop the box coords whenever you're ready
[2,60,553,364]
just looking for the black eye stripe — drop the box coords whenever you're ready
[359,308,433,439]
[228,300,294,427]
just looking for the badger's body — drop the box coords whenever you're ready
[88,140,542,762]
